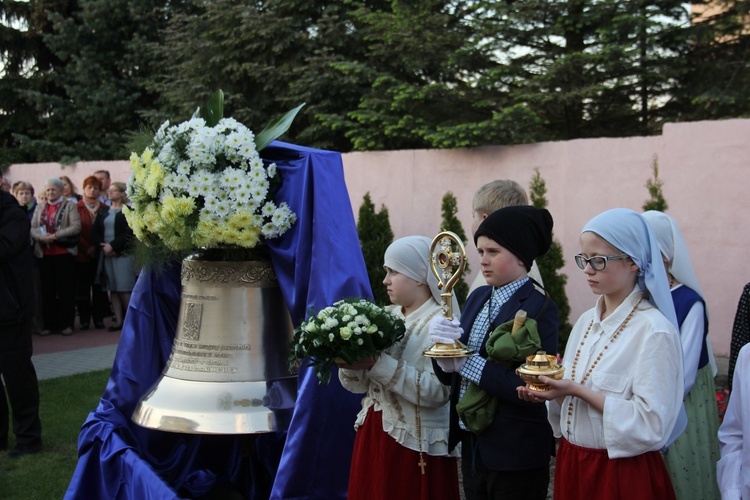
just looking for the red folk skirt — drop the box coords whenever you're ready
[554,438,676,500]
[347,407,460,500]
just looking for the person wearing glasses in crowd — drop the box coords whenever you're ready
[518,208,684,499]
[93,182,135,331]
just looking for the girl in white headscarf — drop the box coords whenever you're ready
[642,210,721,500]
[339,236,460,500]
[518,208,684,500]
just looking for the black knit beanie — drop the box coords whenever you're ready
[473,206,554,271]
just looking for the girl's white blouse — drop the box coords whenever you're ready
[547,287,684,458]
[338,299,456,457]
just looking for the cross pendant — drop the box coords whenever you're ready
[418,456,427,475]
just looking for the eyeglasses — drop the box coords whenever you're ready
[574,253,629,271]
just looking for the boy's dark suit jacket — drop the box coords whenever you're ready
[434,279,559,471]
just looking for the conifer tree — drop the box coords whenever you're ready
[529,169,572,353]
[439,192,471,307]
[357,192,394,306]
[643,156,668,212]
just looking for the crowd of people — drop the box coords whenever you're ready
[5,171,137,337]
[5,167,750,498]
[336,179,745,500]
[0,169,138,458]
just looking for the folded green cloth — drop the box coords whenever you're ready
[456,317,541,433]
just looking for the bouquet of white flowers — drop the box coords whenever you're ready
[289,298,406,383]
[124,91,303,265]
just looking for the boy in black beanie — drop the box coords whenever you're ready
[430,205,558,500]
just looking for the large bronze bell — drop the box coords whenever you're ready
[132,256,297,434]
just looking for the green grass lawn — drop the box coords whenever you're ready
[0,369,110,499]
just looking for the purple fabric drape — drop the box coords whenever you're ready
[65,142,371,499]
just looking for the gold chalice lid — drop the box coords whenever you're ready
[517,351,565,391]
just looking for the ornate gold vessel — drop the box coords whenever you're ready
[423,231,473,358]
[131,256,297,434]
[517,351,565,391]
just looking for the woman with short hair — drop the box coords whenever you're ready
[30,177,81,336]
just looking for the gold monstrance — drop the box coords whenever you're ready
[423,231,473,358]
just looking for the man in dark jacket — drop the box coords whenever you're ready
[0,170,43,457]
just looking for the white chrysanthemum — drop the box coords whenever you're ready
[248,167,266,181]
[222,167,244,187]
[261,223,278,238]
[261,201,276,217]
[267,163,277,178]
[176,161,191,176]
[251,184,269,202]
[203,195,220,213]
[250,157,264,170]
[214,199,232,218]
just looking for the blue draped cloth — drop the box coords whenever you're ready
[65,141,371,499]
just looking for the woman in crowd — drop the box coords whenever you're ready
[94,182,135,332]
[30,177,81,336]
[12,181,42,335]
[76,176,109,331]
[12,182,37,220]
[642,210,720,499]
[61,175,81,202]
[518,208,683,499]
[338,236,460,500]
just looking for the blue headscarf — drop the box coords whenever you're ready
[582,208,678,330]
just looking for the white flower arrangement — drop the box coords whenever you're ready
[289,298,406,383]
[124,115,296,256]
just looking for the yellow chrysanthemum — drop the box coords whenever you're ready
[141,148,153,164]
[228,209,254,230]
[144,162,166,197]
[237,226,261,248]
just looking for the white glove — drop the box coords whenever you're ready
[429,316,464,345]
[435,357,467,373]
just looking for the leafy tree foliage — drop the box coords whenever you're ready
[439,192,470,307]
[9,0,170,163]
[2,0,750,162]
[321,0,544,150]
[672,1,750,120]
[472,0,692,140]
[357,192,393,306]
[142,0,376,152]
[643,156,668,212]
[529,168,572,354]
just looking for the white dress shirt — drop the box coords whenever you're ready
[718,343,750,499]
[547,286,684,458]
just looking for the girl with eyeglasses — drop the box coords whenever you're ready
[518,208,684,499]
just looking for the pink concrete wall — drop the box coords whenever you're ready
[8,118,749,357]
[340,119,750,359]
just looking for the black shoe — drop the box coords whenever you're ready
[79,323,90,331]
[8,441,42,458]
[108,325,122,332]
[94,322,105,329]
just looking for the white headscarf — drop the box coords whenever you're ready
[383,236,460,319]
[582,208,678,330]
[643,210,717,375]
[641,210,704,301]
